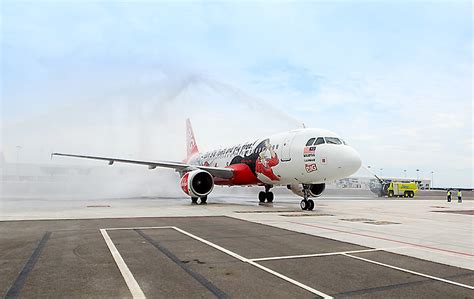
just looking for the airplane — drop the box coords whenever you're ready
[52,119,361,211]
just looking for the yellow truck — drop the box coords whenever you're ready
[387,182,418,198]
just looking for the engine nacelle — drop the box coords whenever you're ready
[180,170,214,197]
[288,183,326,198]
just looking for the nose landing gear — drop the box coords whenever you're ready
[259,185,274,203]
[300,185,315,211]
[300,199,314,210]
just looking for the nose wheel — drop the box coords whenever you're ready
[300,184,315,211]
[300,199,314,211]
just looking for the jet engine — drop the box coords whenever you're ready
[288,183,326,198]
[180,170,214,197]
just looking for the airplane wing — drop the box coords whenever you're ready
[51,152,234,179]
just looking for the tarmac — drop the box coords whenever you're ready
[0,190,473,298]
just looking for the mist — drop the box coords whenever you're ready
[1,70,301,199]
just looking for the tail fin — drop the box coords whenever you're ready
[186,118,199,160]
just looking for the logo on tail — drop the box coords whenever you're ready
[186,118,199,160]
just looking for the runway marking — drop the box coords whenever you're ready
[333,271,474,297]
[101,226,333,299]
[5,232,51,299]
[288,221,474,257]
[343,253,474,290]
[250,248,388,262]
[105,226,174,231]
[172,227,333,299]
[100,229,145,299]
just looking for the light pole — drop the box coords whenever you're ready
[416,169,420,181]
[16,145,22,164]
[16,146,22,178]
[403,169,407,178]
[379,168,383,177]
[431,171,434,189]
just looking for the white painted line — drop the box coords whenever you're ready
[100,229,146,299]
[172,227,249,262]
[172,227,333,298]
[251,248,386,262]
[105,226,174,231]
[247,259,333,298]
[343,253,474,290]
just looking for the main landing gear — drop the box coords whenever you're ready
[300,185,315,211]
[191,196,207,205]
[259,185,274,203]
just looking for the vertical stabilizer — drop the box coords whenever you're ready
[186,118,199,160]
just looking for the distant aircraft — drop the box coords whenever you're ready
[52,119,361,210]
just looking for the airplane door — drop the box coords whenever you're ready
[281,133,297,162]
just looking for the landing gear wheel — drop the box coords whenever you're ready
[300,199,308,210]
[307,199,315,211]
[266,192,274,203]
[191,197,198,204]
[259,191,266,203]
[200,196,207,204]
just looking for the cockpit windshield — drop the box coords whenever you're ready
[306,137,326,146]
[314,137,325,145]
[325,137,342,145]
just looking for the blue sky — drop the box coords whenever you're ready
[1,1,472,187]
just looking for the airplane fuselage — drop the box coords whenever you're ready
[188,128,361,186]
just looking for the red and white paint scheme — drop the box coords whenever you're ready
[52,119,361,210]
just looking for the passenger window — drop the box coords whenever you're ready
[325,137,342,145]
[306,138,315,146]
[314,137,325,145]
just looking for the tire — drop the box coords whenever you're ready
[404,192,409,198]
[388,190,394,198]
[258,191,266,203]
[266,192,274,203]
[307,199,315,211]
[200,196,207,204]
[408,192,414,198]
[300,199,308,210]
[191,197,198,204]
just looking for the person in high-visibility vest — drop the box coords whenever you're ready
[447,190,451,202]
[457,190,462,203]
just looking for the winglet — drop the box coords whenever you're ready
[186,118,199,160]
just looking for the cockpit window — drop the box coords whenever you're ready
[314,137,325,145]
[325,137,342,144]
[341,139,348,145]
[306,138,315,146]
